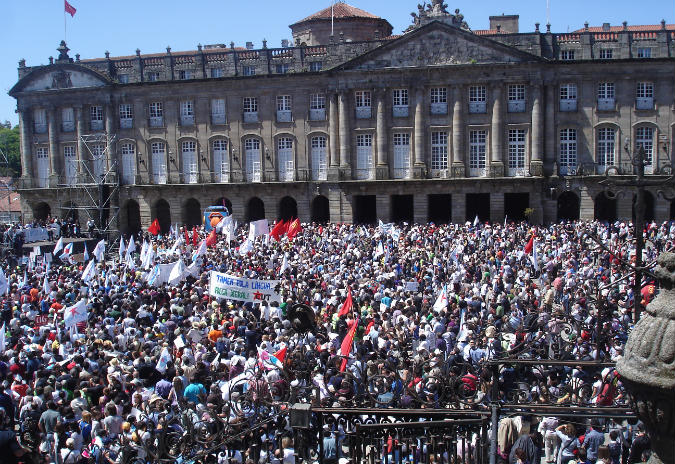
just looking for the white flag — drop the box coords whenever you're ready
[168,260,185,286]
[280,253,289,273]
[192,239,207,262]
[53,237,64,255]
[118,237,126,260]
[125,236,136,261]
[139,240,149,262]
[531,239,540,271]
[156,347,172,374]
[142,246,155,269]
[93,240,106,262]
[146,264,160,285]
[249,219,269,239]
[0,324,5,352]
[19,270,27,288]
[473,215,480,227]
[43,275,51,296]
[81,260,96,282]
[83,243,90,262]
[239,238,253,256]
[0,269,8,296]
[169,238,182,256]
[33,246,41,256]
[433,285,448,311]
[64,299,88,327]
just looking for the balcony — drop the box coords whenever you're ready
[508,100,526,113]
[636,97,654,110]
[312,161,327,181]
[393,105,409,118]
[279,160,294,181]
[354,168,374,180]
[34,123,47,134]
[211,114,227,125]
[356,107,371,119]
[243,112,259,123]
[276,110,292,123]
[180,115,195,126]
[560,99,577,112]
[507,167,530,177]
[392,168,411,179]
[149,117,164,128]
[469,167,488,177]
[469,102,487,114]
[309,108,326,121]
[120,118,133,129]
[90,120,104,131]
[597,98,615,111]
[62,121,75,132]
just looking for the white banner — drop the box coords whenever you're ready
[209,271,281,304]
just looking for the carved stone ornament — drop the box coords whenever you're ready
[51,71,73,89]
[617,252,675,464]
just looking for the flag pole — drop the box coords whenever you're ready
[64,5,67,43]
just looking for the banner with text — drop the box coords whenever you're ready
[209,271,281,304]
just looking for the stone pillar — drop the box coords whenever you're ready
[413,194,428,224]
[105,103,115,178]
[338,91,350,178]
[490,192,505,224]
[47,107,59,181]
[451,86,465,177]
[413,88,426,178]
[75,107,86,176]
[451,193,466,224]
[328,187,342,223]
[328,93,339,180]
[375,89,389,179]
[579,187,595,220]
[530,85,544,176]
[544,84,556,176]
[490,86,504,177]
[376,194,391,223]
[297,195,311,223]
[18,110,32,182]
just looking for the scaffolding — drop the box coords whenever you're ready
[57,133,120,241]
[0,146,14,223]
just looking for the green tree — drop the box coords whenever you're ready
[0,123,21,177]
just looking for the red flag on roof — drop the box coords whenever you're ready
[64,0,77,17]
[270,220,289,241]
[205,229,218,247]
[337,287,353,318]
[339,318,359,372]
[192,227,198,247]
[524,235,534,254]
[147,219,160,236]
[286,218,302,240]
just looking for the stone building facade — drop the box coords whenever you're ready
[9,1,675,234]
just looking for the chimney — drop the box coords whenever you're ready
[489,14,519,33]
[246,41,254,50]
[602,22,611,32]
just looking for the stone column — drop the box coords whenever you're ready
[338,91,350,178]
[413,87,426,178]
[75,107,86,177]
[490,192,505,224]
[530,85,544,176]
[105,103,115,178]
[544,84,556,176]
[490,86,504,177]
[579,187,595,221]
[375,89,389,179]
[47,107,59,182]
[18,110,32,182]
[451,85,465,177]
[328,93,339,180]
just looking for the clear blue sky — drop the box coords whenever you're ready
[2,0,672,126]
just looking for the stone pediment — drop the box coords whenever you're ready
[338,21,540,71]
[10,64,110,95]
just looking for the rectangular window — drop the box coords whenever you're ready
[392,133,411,179]
[309,94,326,121]
[92,144,106,179]
[275,63,289,74]
[118,74,129,84]
[309,61,323,72]
[151,142,167,184]
[507,84,526,113]
[560,83,578,111]
[63,146,77,185]
[245,138,261,182]
[355,134,373,180]
[148,71,160,82]
[355,91,372,119]
[243,97,258,123]
[120,143,136,185]
[213,139,229,183]
[599,49,613,59]
[90,105,103,130]
[61,107,75,132]
[33,108,47,134]
[559,129,577,175]
[561,50,575,60]
[637,48,652,58]
[181,140,198,183]
[180,100,194,126]
[119,103,133,129]
[242,66,256,76]
[210,68,224,78]
[597,127,615,172]
[178,70,192,80]
[311,136,327,181]
[430,131,448,171]
[277,137,294,181]
[636,126,654,170]
[636,82,654,110]
[149,102,164,127]
[276,95,292,122]
[507,129,526,175]
[597,82,615,111]
[392,89,409,118]
[211,99,226,124]
[430,88,448,115]
[469,130,487,176]
[35,147,49,187]
[469,86,487,113]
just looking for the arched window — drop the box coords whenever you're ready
[596,127,616,174]
[213,139,229,183]
[277,137,294,181]
[311,136,327,180]
[181,140,197,184]
[244,138,261,182]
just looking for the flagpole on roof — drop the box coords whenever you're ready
[64,2,67,43]
[331,0,335,37]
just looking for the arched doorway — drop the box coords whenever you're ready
[633,191,655,222]
[391,195,414,223]
[557,191,580,221]
[311,195,330,223]
[33,202,51,222]
[594,192,617,223]
[183,198,202,228]
[465,193,490,223]
[125,200,141,235]
[247,197,265,222]
[353,195,377,224]
[278,196,298,221]
[504,193,530,222]
[154,199,171,234]
[214,197,233,215]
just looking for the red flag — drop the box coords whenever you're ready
[270,220,289,241]
[64,0,76,17]
[273,346,287,363]
[318,226,323,236]
[184,228,189,244]
[337,287,353,318]
[286,218,302,240]
[205,229,218,247]
[147,219,160,236]
[192,227,198,246]
[364,320,375,335]
[340,318,359,372]
[524,235,534,254]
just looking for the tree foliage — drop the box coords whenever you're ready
[0,122,21,177]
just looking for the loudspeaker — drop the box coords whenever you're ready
[290,403,311,429]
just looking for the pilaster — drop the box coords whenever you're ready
[375,89,389,180]
[18,110,32,182]
[328,93,340,181]
[376,194,391,223]
[47,107,59,183]
[530,85,544,176]
[451,85,465,177]
[413,88,426,178]
[413,194,428,224]
[490,86,504,177]
[490,192,505,224]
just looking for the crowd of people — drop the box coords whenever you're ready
[0,216,666,464]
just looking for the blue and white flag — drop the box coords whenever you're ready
[146,264,160,285]
[83,244,90,262]
[92,240,106,262]
[118,237,126,261]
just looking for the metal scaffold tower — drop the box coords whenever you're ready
[57,133,120,241]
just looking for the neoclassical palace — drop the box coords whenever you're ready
[9,1,675,234]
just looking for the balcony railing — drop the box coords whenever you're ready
[392,105,409,118]
[507,100,526,113]
[90,120,104,131]
[120,118,133,129]
[355,106,371,119]
[309,108,326,121]
[469,101,487,114]
[560,99,577,112]
[636,97,654,110]
[243,112,258,123]
[149,117,164,128]
[276,110,292,123]
[430,102,448,115]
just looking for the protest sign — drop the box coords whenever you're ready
[209,271,281,304]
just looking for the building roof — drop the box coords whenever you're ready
[572,24,674,33]
[0,192,21,213]
[292,2,382,25]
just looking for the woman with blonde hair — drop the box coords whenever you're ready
[555,423,579,464]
